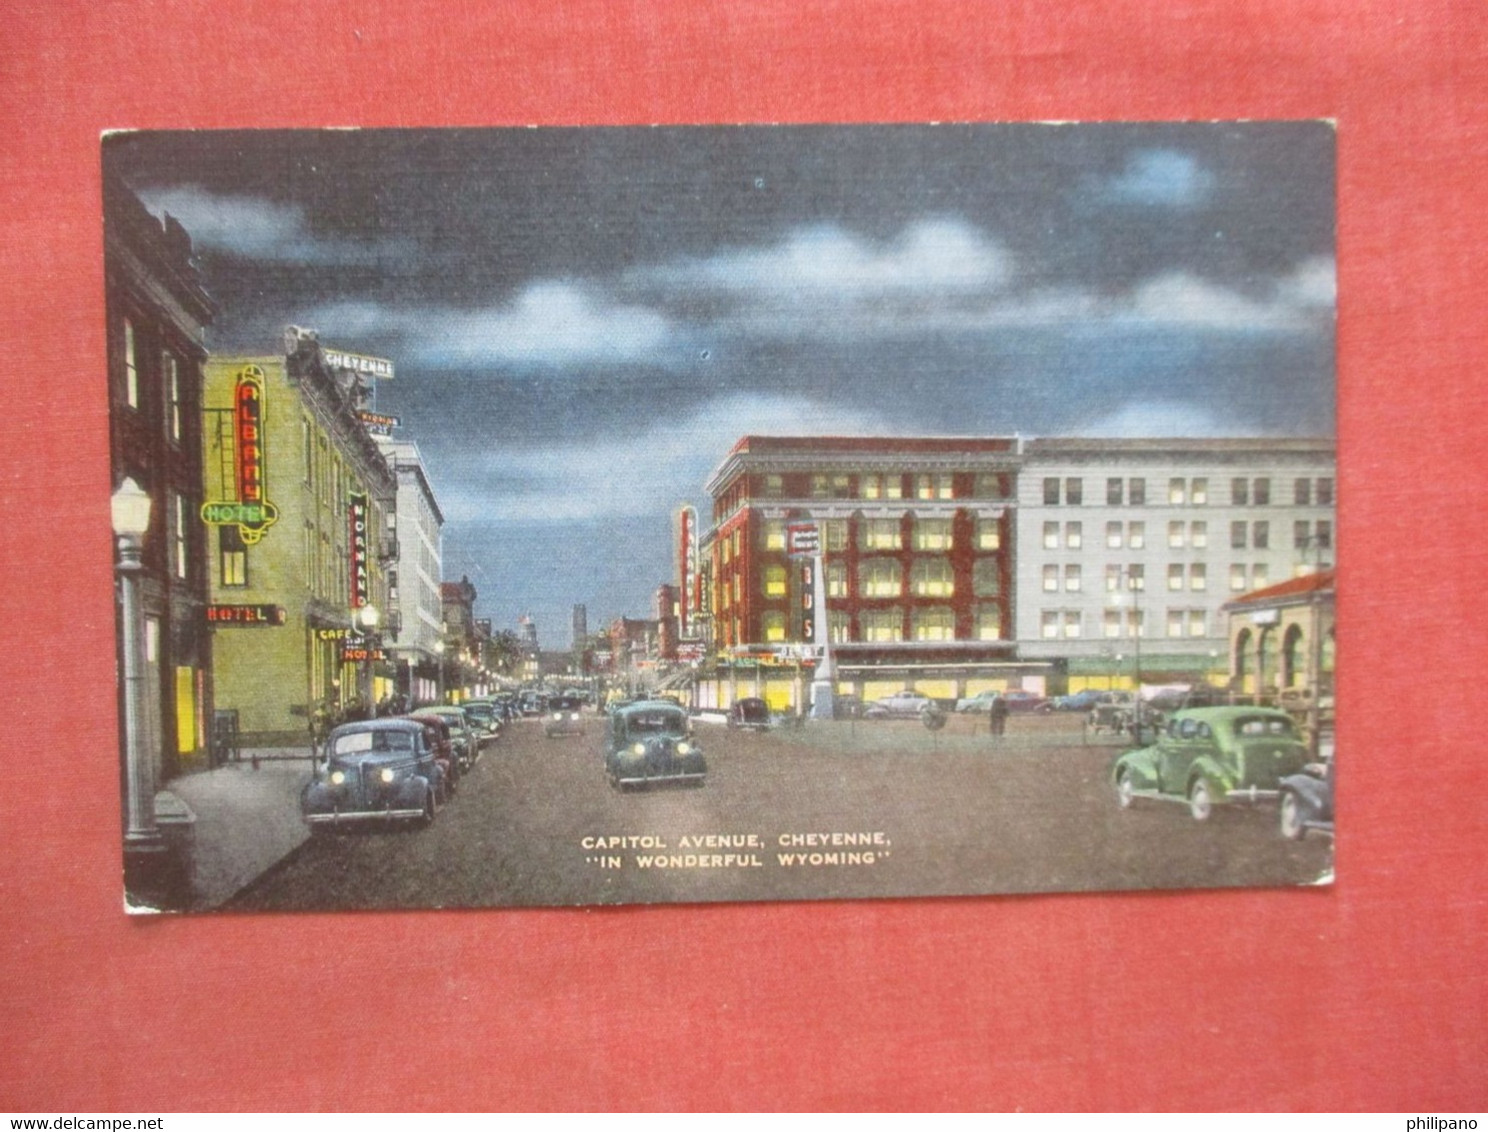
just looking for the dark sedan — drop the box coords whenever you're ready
[302,718,444,830]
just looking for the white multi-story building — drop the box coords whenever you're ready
[376,437,445,704]
[1015,438,1336,688]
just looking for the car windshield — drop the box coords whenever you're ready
[1233,715,1298,738]
[626,710,686,736]
[333,729,415,756]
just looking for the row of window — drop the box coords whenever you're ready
[119,318,188,445]
[756,604,1005,644]
[1039,608,1211,639]
[1043,475,1334,507]
[726,557,1004,608]
[758,472,1009,502]
[1042,562,1283,594]
[719,516,1004,564]
[1043,519,1334,552]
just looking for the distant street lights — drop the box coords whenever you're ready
[112,477,166,889]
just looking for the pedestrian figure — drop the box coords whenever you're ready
[989,693,1009,738]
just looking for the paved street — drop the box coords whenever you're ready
[229,711,1332,910]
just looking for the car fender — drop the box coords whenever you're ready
[1112,749,1159,789]
[1280,772,1329,815]
[1189,755,1239,792]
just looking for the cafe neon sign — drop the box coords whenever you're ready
[201,365,280,544]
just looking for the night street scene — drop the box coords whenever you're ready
[102,124,1336,912]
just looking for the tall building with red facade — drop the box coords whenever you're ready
[703,437,1020,673]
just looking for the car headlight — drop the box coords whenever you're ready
[676,741,692,755]
[330,770,346,785]
[632,742,646,756]
[552,712,561,720]
[380,768,395,783]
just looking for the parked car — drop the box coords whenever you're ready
[728,697,772,731]
[1002,690,1050,713]
[1279,758,1334,839]
[604,700,706,790]
[302,718,444,830]
[519,690,548,717]
[545,695,586,738]
[865,690,935,718]
[1111,707,1310,821]
[1087,691,1157,734]
[406,713,458,796]
[460,699,504,740]
[1048,689,1105,713]
[411,707,479,773]
[954,690,1002,714]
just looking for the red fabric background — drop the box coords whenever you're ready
[2,0,1485,1112]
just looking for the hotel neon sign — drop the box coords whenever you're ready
[201,365,280,544]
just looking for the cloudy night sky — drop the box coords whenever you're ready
[103,124,1336,648]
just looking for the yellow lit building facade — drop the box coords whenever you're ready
[203,335,396,745]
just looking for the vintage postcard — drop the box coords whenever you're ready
[102,123,1335,912]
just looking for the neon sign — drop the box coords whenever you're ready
[201,365,280,543]
[348,491,370,610]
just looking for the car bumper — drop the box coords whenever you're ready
[613,770,706,786]
[1223,785,1282,804]
[304,806,426,824]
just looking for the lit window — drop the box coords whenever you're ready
[123,319,138,409]
[826,562,848,598]
[172,493,188,580]
[916,474,952,499]
[913,517,952,551]
[861,518,902,550]
[1043,564,1059,593]
[1252,563,1269,588]
[1189,610,1206,637]
[831,474,851,498]
[974,603,1002,640]
[220,525,247,587]
[1127,565,1145,591]
[1167,610,1185,638]
[911,558,954,597]
[861,609,903,642]
[1169,478,1186,505]
[164,353,181,442]
[763,520,786,551]
[973,558,1001,597]
[828,611,851,643]
[763,474,783,498]
[1190,563,1206,591]
[822,519,848,553]
[1128,522,1145,549]
[1043,521,1059,550]
[1191,522,1207,548]
[861,474,881,499]
[1168,521,1185,549]
[912,606,955,641]
[1104,609,1122,638]
[1041,611,1059,639]
[1065,522,1082,549]
[1230,564,1247,591]
[860,558,903,598]
[763,565,787,598]
[1191,478,1208,505]
[1107,478,1124,506]
[811,475,830,498]
[1063,611,1081,639]
[1064,565,1081,593]
[1106,521,1123,549]
[975,518,1000,550]
[1106,564,1122,592]
[974,474,1002,498]
[761,611,786,642]
[1168,564,1184,591]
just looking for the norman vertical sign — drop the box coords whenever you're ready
[348,491,371,610]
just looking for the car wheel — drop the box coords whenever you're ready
[1280,791,1307,840]
[1188,779,1213,822]
[1116,769,1135,810]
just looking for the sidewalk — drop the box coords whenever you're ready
[164,749,315,910]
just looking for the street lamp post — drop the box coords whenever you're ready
[112,477,167,892]
[434,640,446,705]
[358,604,380,717]
[1110,567,1145,741]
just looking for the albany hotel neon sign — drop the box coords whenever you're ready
[200,365,280,543]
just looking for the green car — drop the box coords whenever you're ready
[604,700,705,790]
[1111,707,1309,821]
